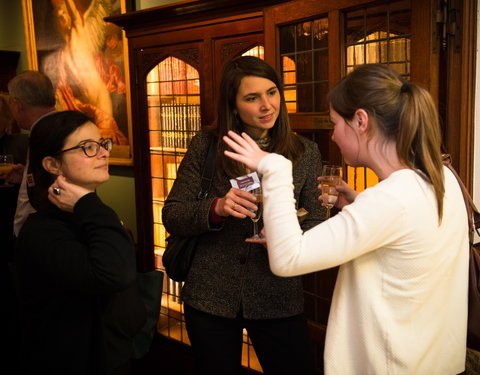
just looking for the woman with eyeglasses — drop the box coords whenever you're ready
[14,110,146,374]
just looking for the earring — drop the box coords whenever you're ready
[26,173,35,187]
[233,110,240,126]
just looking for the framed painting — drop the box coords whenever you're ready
[21,0,133,165]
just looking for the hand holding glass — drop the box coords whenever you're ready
[320,165,342,218]
[248,186,263,240]
[0,154,14,187]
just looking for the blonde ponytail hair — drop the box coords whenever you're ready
[329,64,445,222]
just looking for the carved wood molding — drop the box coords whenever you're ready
[175,48,200,66]
[139,52,166,73]
[139,48,200,73]
[221,41,249,62]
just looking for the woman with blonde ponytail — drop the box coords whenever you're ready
[223,64,469,374]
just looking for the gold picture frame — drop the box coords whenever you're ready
[21,0,133,165]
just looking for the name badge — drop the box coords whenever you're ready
[230,171,260,192]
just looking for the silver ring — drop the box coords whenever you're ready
[53,187,61,196]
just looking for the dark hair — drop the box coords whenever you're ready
[28,110,93,211]
[8,70,56,108]
[329,64,445,221]
[212,56,304,177]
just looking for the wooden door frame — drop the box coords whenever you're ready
[442,0,477,191]
[108,7,266,272]
[264,0,370,166]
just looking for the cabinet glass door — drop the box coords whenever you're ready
[149,46,265,372]
[147,56,201,344]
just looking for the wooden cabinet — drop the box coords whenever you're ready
[109,2,271,268]
[108,0,475,372]
[108,2,274,372]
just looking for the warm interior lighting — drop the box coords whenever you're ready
[149,47,264,371]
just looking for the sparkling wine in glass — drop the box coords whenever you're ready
[0,154,14,187]
[248,187,263,239]
[320,165,342,219]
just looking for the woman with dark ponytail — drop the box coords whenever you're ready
[223,64,469,374]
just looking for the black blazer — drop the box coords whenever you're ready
[15,193,146,375]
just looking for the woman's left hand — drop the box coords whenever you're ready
[245,227,267,246]
[223,131,269,171]
[48,175,91,212]
[317,179,358,210]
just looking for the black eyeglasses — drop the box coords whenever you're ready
[57,138,113,158]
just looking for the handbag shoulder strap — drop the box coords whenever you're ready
[197,136,217,200]
[442,154,480,240]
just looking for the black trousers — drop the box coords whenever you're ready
[184,304,315,375]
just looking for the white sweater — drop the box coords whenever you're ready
[258,153,469,375]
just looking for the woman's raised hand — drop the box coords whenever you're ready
[223,131,269,171]
[48,175,91,212]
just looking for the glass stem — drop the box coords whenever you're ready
[325,207,331,219]
[253,221,259,237]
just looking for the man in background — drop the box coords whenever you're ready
[0,70,55,368]
[8,70,56,237]
[0,92,28,258]
[0,90,28,370]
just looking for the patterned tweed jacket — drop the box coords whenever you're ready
[162,130,324,319]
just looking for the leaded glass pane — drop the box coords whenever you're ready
[279,16,328,114]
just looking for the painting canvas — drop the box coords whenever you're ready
[22,0,133,165]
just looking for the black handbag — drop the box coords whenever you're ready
[162,138,216,282]
[443,155,480,351]
[132,269,164,358]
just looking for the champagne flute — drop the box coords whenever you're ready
[248,186,263,240]
[320,165,342,219]
[0,154,14,187]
